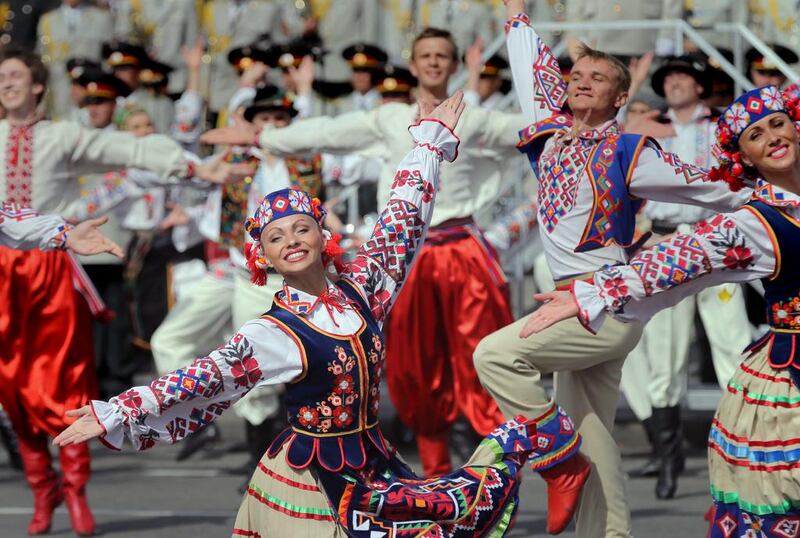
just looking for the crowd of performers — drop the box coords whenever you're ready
[3,0,800,536]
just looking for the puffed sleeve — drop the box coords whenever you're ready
[89,318,304,451]
[0,202,69,251]
[573,207,777,333]
[339,119,459,325]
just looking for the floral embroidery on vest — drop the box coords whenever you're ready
[296,345,359,433]
[771,295,800,330]
[5,124,34,206]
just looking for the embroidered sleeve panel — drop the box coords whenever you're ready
[506,12,567,125]
[90,319,303,450]
[573,208,776,329]
[628,145,751,212]
[0,201,69,251]
[341,120,457,324]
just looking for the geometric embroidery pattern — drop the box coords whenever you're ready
[630,234,711,296]
[772,518,800,538]
[657,149,709,184]
[533,38,567,114]
[0,200,39,221]
[150,356,224,412]
[166,401,231,442]
[538,140,592,233]
[364,199,422,283]
[5,125,34,206]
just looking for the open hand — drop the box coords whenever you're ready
[201,113,259,147]
[465,37,484,73]
[422,90,465,131]
[66,216,125,258]
[287,56,315,95]
[518,290,579,338]
[53,406,104,447]
[181,37,206,72]
[195,152,258,184]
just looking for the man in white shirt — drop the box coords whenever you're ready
[203,27,528,478]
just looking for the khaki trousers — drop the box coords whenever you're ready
[474,314,642,538]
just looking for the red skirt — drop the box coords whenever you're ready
[385,227,512,436]
[0,246,96,438]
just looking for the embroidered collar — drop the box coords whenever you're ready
[277,281,358,326]
[752,178,800,208]
[556,118,620,145]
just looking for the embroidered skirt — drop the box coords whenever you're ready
[232,419,535,537]
[707,346,800,536]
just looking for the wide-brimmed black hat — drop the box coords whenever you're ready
[651,55,712,99]
[243,85,297,122]
[77,71,132,105]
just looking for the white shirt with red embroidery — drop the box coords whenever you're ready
[0,201,69,251]
[0,119,192,215]
[572,179,790,333]
[89,120,459,450]
[506,12,750,281]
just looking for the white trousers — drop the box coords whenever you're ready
[150,270,282,425]
[621,282,752,419]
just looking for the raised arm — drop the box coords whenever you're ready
[340,95,463,325]
[55,319,304,451]
[523,206,775,337]
[504,4,567,124]
[628,144,752,212]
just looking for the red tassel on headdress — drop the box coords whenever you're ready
[244,242,268,286]
[323,232,346,274]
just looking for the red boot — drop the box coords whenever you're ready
[18,435,63,535]
[415,432,452,477]
[59,443,95,536]
[539,453,591,534]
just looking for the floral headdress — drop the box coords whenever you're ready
[710,85,800,191]
[244,188,342,285]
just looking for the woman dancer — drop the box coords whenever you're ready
[54,93,572,536]
[526,85,800,535]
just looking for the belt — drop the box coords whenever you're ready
[426,216,475,245]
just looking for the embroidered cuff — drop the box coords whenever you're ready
[408,119,460,162]
[505,12,531,33]
[90,400,125,451]
[46,222,72,251]
[572,280,608,334]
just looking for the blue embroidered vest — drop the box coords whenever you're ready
[263,279,391,471]
[517,114,652,252]
[744,200,800,371]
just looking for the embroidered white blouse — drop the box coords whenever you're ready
[89,119,459,450]
[572,179,793,333]
[0,201,69,251]
[506,12,750,281]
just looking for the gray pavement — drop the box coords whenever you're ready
[0,413,713,538]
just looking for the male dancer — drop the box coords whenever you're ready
[0,47,228,536]
[473,2,751,536]
[204,27,527,477]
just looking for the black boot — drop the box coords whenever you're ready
[629,417,659,478]
[0,408,22,471]
[653,406,684,500]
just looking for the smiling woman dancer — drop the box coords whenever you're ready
[525,85,800,536]
[53,92,564,537]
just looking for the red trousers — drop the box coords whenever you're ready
[385,229,511,476]
[0,246,97,441]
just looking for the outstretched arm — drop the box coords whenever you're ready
[54,319,304,450]
[521,206,776,336]
[504,1,567,124]
[340,93,464,325]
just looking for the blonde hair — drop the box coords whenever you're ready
[115,104,150,131]
[574,43,631,94]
